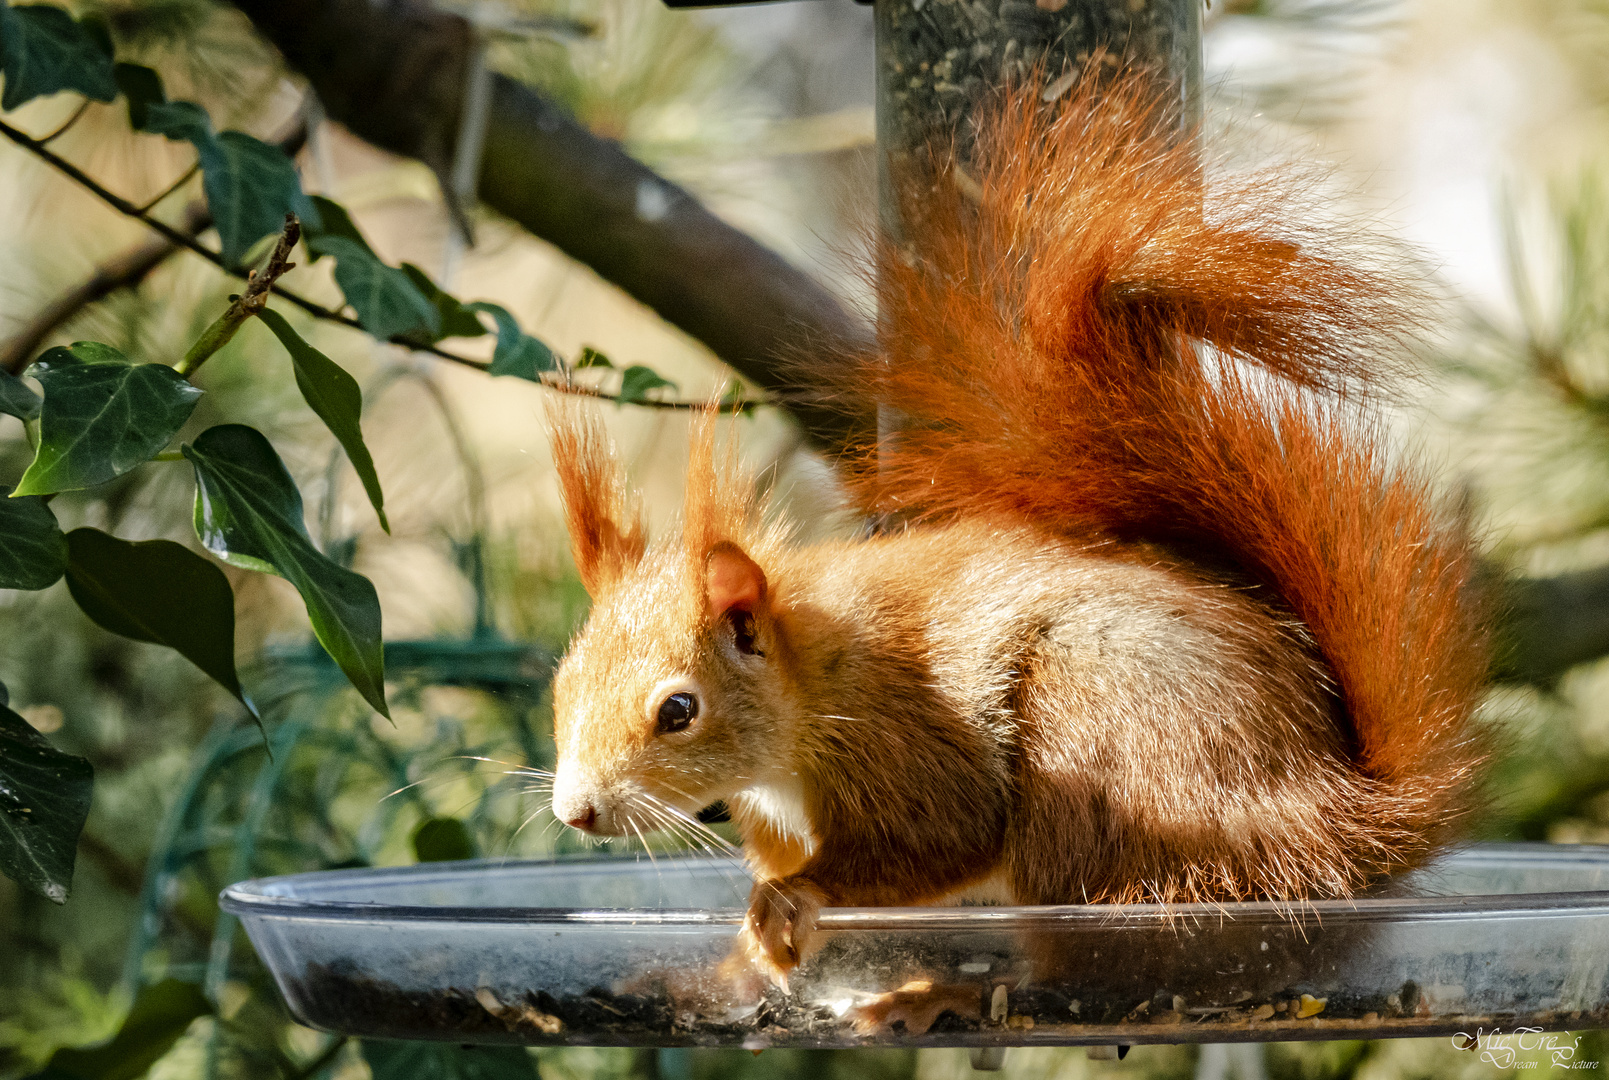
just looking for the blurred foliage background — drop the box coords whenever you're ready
[4,0,1609,1078]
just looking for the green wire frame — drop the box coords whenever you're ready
[121,364,562,1073]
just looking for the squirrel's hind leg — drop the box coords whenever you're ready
[998,573,1367,908]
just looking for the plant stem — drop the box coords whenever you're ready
[0,116,758,413]
[0,117,475,358]
[1,200,212,376]
[177,216,302,380]
[135,161,201,215]
[39,101,89,145]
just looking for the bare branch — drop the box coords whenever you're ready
[1,125,313,375]
[0,115,494,368]
[1,200,207,375]
[0,118,766,411]
[225,0,875,449]
[1493,565,1609,686]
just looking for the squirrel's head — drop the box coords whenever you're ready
[546,407,789,839]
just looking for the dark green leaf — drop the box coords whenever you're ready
[412,816,477,862]
[362,1041,537,1080]
[13,355,202,496]
[0,697,91,904]
[618,364,677,405]
[576,346,613,369]
[41,979,210,1080]
[256,307,388,533]
[139,97,209,143]
[304,195,369,263]
[466,302,556,381]
[112,62,163,130]
[64,528,255,722]
[308,235,439,341]
[0,484,65,590]
[0,4,117,111]
[32,340,126,370]
[183,425,388,717]
[0,368,41,421]
[142,103,313,265]
[402,264,487,342]
[204,132,314,266]
[75,13,110,57]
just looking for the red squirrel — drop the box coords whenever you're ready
[544,71,1490,990]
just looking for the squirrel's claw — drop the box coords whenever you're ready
[847,981,984,1036]
[735,876,824,993]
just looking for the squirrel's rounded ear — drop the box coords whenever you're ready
[705,541,767,620]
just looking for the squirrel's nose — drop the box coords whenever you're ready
[565,804,597,832]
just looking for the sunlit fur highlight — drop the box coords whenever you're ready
[548,70,1490,980]
[840,70,1490,900]
[548,401,647,600]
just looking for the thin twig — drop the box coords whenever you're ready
[39,101,90,145]
[1,124,307,374]
[1,200,209,375]
[0,115,761,412]
[0,117,428,344]
[178,214,303,379]
[135,160,201,215]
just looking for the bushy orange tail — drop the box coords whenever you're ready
[842,72,1488,839]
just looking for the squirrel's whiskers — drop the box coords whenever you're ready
[542,68,1489,989]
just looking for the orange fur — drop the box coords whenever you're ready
[548,402,647,599]
[843,71,1487,860]
[545,70,1490,987]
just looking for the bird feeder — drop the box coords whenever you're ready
[220,1,1609,1073]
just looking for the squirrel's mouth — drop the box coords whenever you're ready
[550,762,738,849]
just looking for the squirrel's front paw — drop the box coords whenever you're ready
[737,877,824,992]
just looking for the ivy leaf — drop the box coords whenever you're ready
[182,424,388,717]
[142,102,314,266]
[402,265,487,342]
[0,688,92,904]
[0,485,65,590]
[12,352,203,497]
[362,1042,537,1080]
[41,978,211,1080]
[308,235,439,342]
[256,307,389,533]
[303,195,367,262]
[0,4,117,112]
[63,528,256,722]
[465,302,555,381]
[138,97,209,142]
[32,340,126,369]
[0,368,40,421]
[204,133,316,267]
[618,364,677,406]
[112,62,163,130]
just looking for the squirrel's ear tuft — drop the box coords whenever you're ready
[548,405,646,598]
[705,541,767,620]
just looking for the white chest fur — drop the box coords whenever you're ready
[733,775,816,853]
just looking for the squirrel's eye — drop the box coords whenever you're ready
[656,692,699,734]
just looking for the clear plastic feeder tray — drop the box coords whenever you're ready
[223,843,1609,1049]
